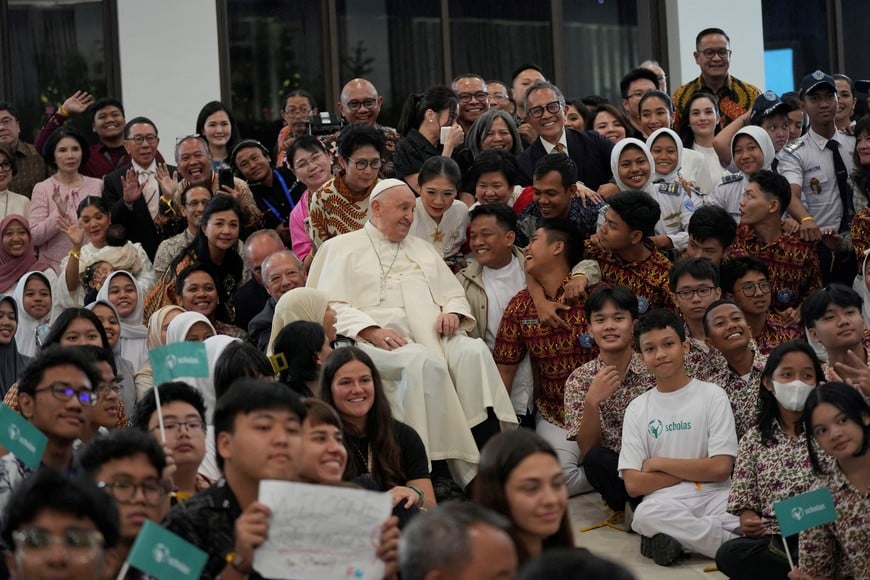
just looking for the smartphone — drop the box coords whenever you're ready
[218,168,235,191]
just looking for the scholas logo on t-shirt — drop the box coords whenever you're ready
[647,419,692,438]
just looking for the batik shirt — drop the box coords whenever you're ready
[727,421,824,535]
[755,312,804,356]
[798,464,870,578]
[307,173,377,251]
[563,353,653,452]
[494,283,597,427]
[515,197,606,248]
[584,239,674,313]
[706,344,767,439]
[730,225,822,312]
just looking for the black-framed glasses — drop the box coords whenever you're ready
[151,420,205,434]
[127,134,158,146]
[12,528,104,556]
[674,286,716,300]
[699,48,731,59]
[527,101,563,119]
[345,98,377,111]
[349,157,382,170]
[35,383,98,407]
[457,91,488,104]
[97,479,167,506]
[0,161,12,172]
[738,281,771,297]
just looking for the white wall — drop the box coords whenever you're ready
[116,0,223,163]
[665,0,766,91]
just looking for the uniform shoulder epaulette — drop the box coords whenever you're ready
[720,173,743,185]
[783,139,805,155]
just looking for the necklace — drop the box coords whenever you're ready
[365,228,400,300]
[346,436,372,474]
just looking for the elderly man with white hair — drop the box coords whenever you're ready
[307,178,518,488]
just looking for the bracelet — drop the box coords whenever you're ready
[408,484,425,507]
[801,216,815,223]
[69,249,81,260]
[58,105,69,117]
[570,273,587,279]
[225,552,246,572]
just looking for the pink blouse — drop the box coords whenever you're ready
[289,190,312,260]
[30,175,104,273]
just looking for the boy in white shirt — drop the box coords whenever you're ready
[618,308,740,566]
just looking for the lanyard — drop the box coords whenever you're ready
[262,170,295,221]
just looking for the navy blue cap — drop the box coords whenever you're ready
[750,91,792,123]
[799,70,836,98]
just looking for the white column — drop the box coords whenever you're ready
[116,0,223,163]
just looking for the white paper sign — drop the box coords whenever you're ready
[254,480,391,579]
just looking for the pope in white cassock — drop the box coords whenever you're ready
[307,178,518,486]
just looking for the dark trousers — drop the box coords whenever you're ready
[715,534,797,580]
[583,446,639,512]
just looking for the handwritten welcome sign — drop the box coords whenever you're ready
[255,480,391,579]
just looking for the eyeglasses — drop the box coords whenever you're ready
[12,528,104,560]
[738,281,771,297]
[293,151,327,172]
[457,91,488,104]
[127,134,158,146]
[674,286,717,300]
[35,383,98,407]
[527,101,563,119]
[96,380,123,396]
[488,92,509,102]
[185,198,210,209]
[699,48,731,59]
[348,157,382,170]
[0,116,16,127]
[151,420,205,434]
[344,98,378,111]
[0,161,11,172]
[284,106,311,116]
[97,479,167,506]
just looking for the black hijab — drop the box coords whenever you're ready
[0,295,31,397]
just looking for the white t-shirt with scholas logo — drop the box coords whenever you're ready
[617,378,737,485]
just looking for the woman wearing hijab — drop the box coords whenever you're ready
[165,311,217,345]
[134,305,185,401]
[86,299,137,412]
[0,296,31,396]
[645,127,695,253]
[266,287,337,356]
[96,271,148,370]
[0,215,55,295]
[12,271,53,358]
[708,126,776,222]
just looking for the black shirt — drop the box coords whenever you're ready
[344,420,430,490]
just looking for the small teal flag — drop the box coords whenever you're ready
[126,520,207,580]
[0,404,47,469]
[774,487,838,537]
[149,342,209,386]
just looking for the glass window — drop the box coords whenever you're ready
[7,0,110,141]
[336,0,442,127]
[562,0,640,105]
[227,0,325,151]
[762,0,830,91]
[841,0,870,116]
[449,0,553,89]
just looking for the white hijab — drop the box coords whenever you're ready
[854,250,870,328]
[610,138,655,192]
[647,127,684,183]
[730,126,776,172]
[165,311,216,345]
[13,271,52,358]
[96,270,149,370]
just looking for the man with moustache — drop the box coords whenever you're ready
[452,74,490,133]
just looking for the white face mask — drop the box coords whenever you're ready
[772,380,815,412]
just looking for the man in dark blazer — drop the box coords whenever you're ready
[517,82,614,191]
[103,116,181,260]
